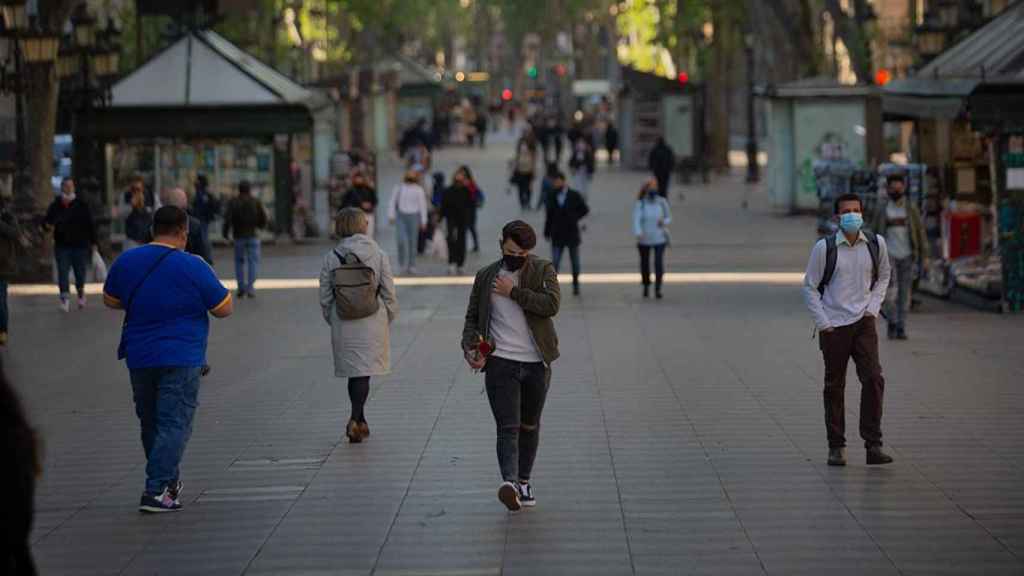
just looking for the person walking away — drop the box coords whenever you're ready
[162,188,213,265]
[803,192,893,467]
[1,362,42,574]
[124,185,153,252]
[342,171,379,238]
[465,168,483,253]
[222,181,268,298]
[648,137,676,198]
[512,131,538,211]
[605,122,619,164]
[462,221,560,512]
[548,115,564,165]
[442,167,474,275]
[44,178,96,312]
[319,208,398,443]
[544,171,590,296]
[633,179,672,299]
[475,108,489,149]
[536,163,559,212]
[569,138,596,200]
[0,196,22,346]
[388,169,429,275]
[103,206,233,512]
[191,174,219,262]
[872,174,927,340]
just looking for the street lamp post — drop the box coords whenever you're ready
[744,31,760,184]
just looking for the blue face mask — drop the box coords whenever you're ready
[839,212,863,234]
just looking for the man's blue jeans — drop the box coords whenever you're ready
[130,367,202,496]
[233,237,260,294]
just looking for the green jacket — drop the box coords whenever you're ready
[872,198,929,261]
[462,255,561,365]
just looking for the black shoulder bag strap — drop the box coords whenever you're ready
[117,247,176,358]
[818,234,838,296]
[863,230,880,290]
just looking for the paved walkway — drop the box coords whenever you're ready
[7,142,1024,575]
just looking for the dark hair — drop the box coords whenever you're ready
[886,173,906,184]
[61,177,74,187]
[553,170,567,181]
[501,220,537,250]
[546,162,559,178]
[238,180,252,195]
[152,206,189,237]
[457,165,475,183]
[834,193,863,214]
[196,173,208,187]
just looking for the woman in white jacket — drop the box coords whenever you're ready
[633,179,673,299]
[388,170,430,275]
[319,208,398,443]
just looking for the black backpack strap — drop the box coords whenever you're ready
[818,234,838,296]
[863,230,880,290]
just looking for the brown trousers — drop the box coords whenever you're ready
[820,315,885,449]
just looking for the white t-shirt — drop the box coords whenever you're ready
[489,268,543,363]
[885,202,911,260]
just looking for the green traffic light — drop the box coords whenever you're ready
[527,66,538,78]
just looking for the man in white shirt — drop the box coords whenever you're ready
[803,193,893,467]
[872,174,928,340]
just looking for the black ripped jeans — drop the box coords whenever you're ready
[484,356,550,483]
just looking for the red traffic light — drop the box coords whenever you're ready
[554,64,567,77]
[874,69,892,86]
[677,71,689,85]
[501,88,513,101]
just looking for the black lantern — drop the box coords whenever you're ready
[19,31,59,64]
[0,0,27,33]
[71,4,96,49]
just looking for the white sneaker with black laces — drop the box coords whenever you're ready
[498,481,521,512]
[517,482,536,508]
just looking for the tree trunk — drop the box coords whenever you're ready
[708,4,736,173]
[823,0,873,83]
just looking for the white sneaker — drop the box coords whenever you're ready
[77,296,87,309]
[448,264,457,275]
[498,481,521,512]
[58,299,70,313]
[407,267,418,276]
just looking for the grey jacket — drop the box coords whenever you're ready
[319,234,398,378]
[461,255,561,365]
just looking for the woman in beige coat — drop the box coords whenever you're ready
[319,208,398,443]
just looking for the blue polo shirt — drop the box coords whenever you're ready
[104,243,230,369]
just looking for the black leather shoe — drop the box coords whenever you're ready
[866,446,893,465]
[828,448,847,466]
[895,328,908,340]
[887,324,896,340]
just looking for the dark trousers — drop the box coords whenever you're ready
[55,245,89,298]
[655,172,671,198]
[552,243,580,287]
[485,356,550,483]
[820,316,885,449]
[130,367,202,496]
[447,223,467,267]
[348,376,370,422]
[467,210,479,251]
[638,243,667,289]
[516,177,533,210]
[0,279,8,333]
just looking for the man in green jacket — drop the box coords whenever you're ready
[462,220,560,512]
[872,174,928,340]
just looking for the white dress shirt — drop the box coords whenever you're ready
[387,183,429,227]
[803,231,891,331]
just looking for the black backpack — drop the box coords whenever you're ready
[817,231,880,296]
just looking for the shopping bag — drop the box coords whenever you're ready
[92,249,108,282]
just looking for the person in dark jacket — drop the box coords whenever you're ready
[605,122,619,164]
[223,181,268,298]
[0,196,22,345]
[543,171,590,296]
[568,137,596,200]
[341,172,379,237]
[460,166,483,253]
[648,137,676,198]
[124,185,153,251]
[44,178,96,312]
[442,166,475,275]
[191,174,220,263]
[0,361,40,575]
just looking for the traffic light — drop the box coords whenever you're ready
[527,66,538,78]
[553,64,567,77]
[501,88,513,101]
[677,71,689,86]
[874,69,891,86]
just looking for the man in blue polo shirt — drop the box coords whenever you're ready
[104,206,233,513]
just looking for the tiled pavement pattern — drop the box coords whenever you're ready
[8,140,1024,575]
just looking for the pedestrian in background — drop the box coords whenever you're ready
[191,174,220,263]
[388,169,429,275]
[648,136,676,198]
[803,192,893,468]
[0,195,22,346]
[462,221,561,512]
[462,166,483,253]
[103,206,233,512]
[161,188,213,265]
[442,167,475,275]
[872,174,928,340]
[223,181,268,298]
[605,122,619,164]
[544,171,590,296]
[512,130,538,211]
[633,179,672,299]
[536,162,559,212]
[568,137,596,200]
[341,171,379,238]
[44,178,96,313]
[319,208,397,443]
[123,185,152,251]
[0,361,41,574]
